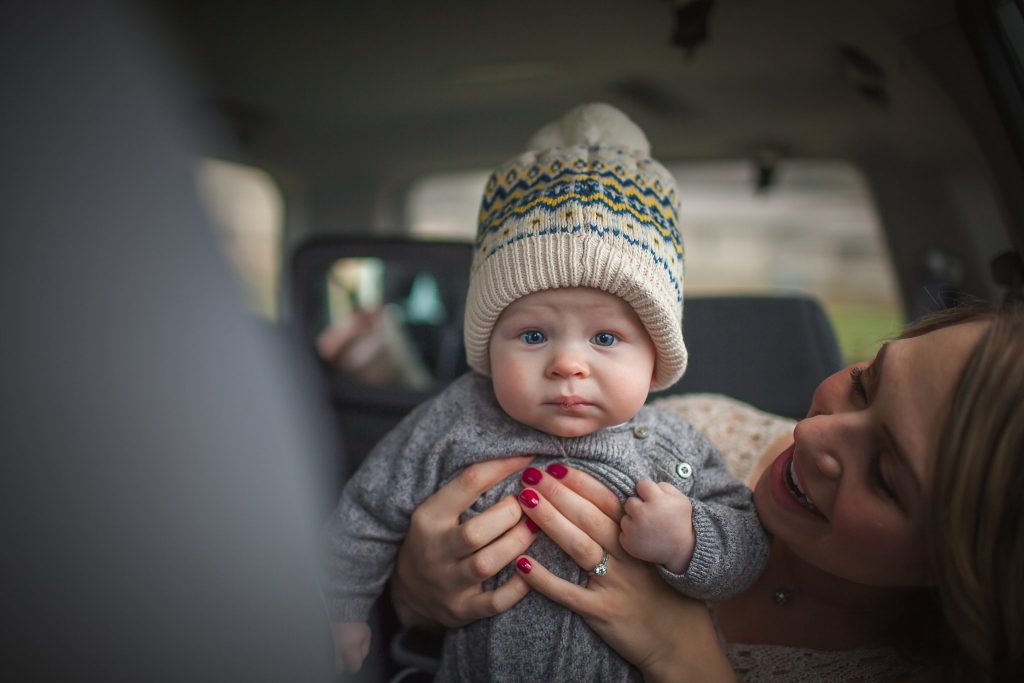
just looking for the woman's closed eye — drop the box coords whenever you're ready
[591,331,618,347]
[870,453,898,501]
[520,330,546,344]
[850,366,868,402]
[851,364,900,502]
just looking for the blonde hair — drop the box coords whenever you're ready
[905,303,1024,680]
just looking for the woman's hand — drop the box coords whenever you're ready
[514,464,737,683]
[390,455,537,628]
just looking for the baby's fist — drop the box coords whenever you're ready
[619,480,695,574]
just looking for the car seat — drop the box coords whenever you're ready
[3,3,338,679]
[662,295,844,419]
[289,237,473,499]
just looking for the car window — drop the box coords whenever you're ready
[197,158,284,320]
[406,159,902,362]
[997,0,1024,70]
[994,0,1024,171]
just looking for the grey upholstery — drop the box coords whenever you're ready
[290,237,473,491]
[662,296,844,419]
[2,4,336,680]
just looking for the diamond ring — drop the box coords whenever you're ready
[588,551,609,576]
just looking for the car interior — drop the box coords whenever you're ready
[4,0,1022,680]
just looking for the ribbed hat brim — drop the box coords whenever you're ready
[464,230,687,390]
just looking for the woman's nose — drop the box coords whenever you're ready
[814,450,842,479]
[546,345,588,378]
[793,416,844,480]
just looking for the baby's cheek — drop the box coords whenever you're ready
[492,376,529,422]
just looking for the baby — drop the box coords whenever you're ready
[322,103,768,682]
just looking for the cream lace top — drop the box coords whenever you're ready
[651,394,926,683]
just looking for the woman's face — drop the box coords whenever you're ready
[754,320,989,587]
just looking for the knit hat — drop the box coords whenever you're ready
[464,103,687,391]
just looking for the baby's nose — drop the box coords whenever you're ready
[547,347,588,378]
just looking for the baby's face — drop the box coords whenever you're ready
[488,287,656,437]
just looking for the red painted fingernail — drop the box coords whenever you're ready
[519,488,540,509]
[525,519,540,534]
[522,467,543,485]
[516,557,533,574]
[546,463,568,479]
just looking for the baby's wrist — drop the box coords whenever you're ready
[663,547,693,574]
[662,530,696,574]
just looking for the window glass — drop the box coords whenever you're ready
[406,170,490,240]
[406,159,902,362]
[668,160,902,362]
[995,0,1024,74]
[196,159,283,319]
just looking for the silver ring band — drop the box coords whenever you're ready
[588,551,609,576]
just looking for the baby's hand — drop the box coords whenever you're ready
[619,480,695,574]
[330,621,371,673]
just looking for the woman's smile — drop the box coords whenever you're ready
[755,321,990,588]
[784,453,826,518]
[767,444,828,522]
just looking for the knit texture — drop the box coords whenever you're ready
[464,104,687,390]
[322,374,769,682]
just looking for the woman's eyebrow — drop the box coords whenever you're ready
[865,342,923,499]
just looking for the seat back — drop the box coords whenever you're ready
[289,236,473,487]
[661,295,844,419]
[3,3,337,678]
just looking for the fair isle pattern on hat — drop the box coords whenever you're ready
[476,151,683,302]
[464,104,687,391]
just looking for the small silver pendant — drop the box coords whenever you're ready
[773,588,795,606]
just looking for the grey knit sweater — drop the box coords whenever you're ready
[323,373,769,682]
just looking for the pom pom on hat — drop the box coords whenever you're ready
[526,102,651,155]
[464,103,687,391]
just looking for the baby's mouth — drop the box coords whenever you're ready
[785,457,825,518]
[550,396,591,410]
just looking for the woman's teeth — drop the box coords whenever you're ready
[786,459,822,516]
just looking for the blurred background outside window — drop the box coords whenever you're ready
[197,158,284,320]
[194,157,903,364]
[406,159,903,363]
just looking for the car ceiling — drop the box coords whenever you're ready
[161,0,972,175]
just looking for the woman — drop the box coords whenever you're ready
[389,303,1024,681]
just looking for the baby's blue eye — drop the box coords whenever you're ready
[521,330,546,344]
[592,332,617,347]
